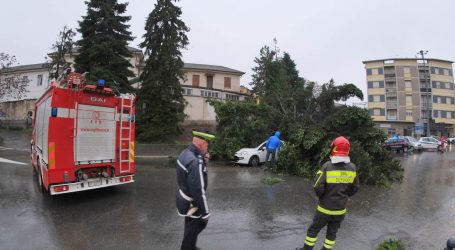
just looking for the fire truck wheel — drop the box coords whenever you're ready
[36,159,45,193]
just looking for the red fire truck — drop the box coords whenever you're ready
[31,72,135,195]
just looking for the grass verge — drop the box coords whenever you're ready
[262,177,285,185]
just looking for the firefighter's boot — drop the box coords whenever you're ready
[295,246,313,250]
[321,239,335,250]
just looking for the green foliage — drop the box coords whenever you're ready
[262,177,284,185]
[48,26,75,79]
[74,0,135,93]
[210,101,276,160]
[213,42,403,187]
[136,0,189,142]
[376,239,406,250]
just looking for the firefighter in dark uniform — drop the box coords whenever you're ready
[176,131,214,250]
[297,136,360,250]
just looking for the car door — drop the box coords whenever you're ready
[257,142,268,163]
[428,138,438,148]
[421,138,430,149]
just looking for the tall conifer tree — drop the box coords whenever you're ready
[137,0,189,142]
[75,0,134,93]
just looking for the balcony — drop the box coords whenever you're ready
[387,115,397,120]
[420,88,432,93]
[386,87,397,92]
[385,73,396,78]
[421,103,432,110]
[386,92,397,98]
[386,101,398,109]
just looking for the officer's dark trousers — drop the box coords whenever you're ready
[304,211,345,250]
[181,217,207,250]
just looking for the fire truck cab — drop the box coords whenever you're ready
[31,72,135,195]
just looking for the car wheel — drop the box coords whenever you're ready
[249,156,259,167]
[437,145,442,151]
[36,159,45,193]
[409,146,414,152]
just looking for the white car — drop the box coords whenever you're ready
[400,136,423,152]
[234,141,283,167]
[418,137,442,151]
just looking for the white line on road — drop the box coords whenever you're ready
[0,147,14,150]
[0,157,27,165]
[135,155,169,158]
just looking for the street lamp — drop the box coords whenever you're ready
[418,50,430,136]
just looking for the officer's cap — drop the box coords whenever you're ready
[192,131,215,142]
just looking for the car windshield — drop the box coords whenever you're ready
[407,137,417,142]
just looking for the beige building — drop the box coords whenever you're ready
[364,58,455,137]
[181,63,246,123]
[0,47,248,128]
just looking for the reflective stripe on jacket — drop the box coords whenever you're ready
[313,161,359,215]
[176,144,210,218]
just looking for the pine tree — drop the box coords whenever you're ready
[74,0,135,93]
[137,0,189,142]
[48,26,75,80]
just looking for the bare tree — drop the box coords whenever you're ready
[47,26,76,80]
[0,53,29,100]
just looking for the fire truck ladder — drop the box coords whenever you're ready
[119,95,133,173]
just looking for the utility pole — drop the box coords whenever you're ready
[418,50,430,136]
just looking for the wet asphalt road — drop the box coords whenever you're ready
[1,130,455,250]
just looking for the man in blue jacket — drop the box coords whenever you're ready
[176,131,215,250]
[265,131,281,170]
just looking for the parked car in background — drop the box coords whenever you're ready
[400,136,423,152]
[234,141,284,167]
[419,137,442,151]
[447,137,455,144]
[383,138,411,153]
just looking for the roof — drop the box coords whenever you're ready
[1,63,49,72]
[71,46,142,53]
[363,58,454,64]
[184,63,245,75]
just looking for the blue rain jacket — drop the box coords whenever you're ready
[266,131,281,152]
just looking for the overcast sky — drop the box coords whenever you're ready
[1,0,455,103]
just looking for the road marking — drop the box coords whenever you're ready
[135,155,169,158]
[0,147,14,150]
[0,157,27,165]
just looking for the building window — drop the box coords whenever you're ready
[368,81,384,88]
[192,75,200,87]
[405,81,412,88]
[442,110,447,118]
[443,69,450,76]
[226,93,239,101]
[224,77,231,89]
[406,110,413,117]
[433,96,438,103]
[406,95,412,105]
[448,112,452,119]
[404,67,411,74]
[200,90,219,98]
[434,110,439,118]
[441,96,447,104]
[372,108,385,116]
[37,74,43,86]
[367,69,372,75]
[182,88,193,96]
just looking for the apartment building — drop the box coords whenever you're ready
[364,58,455,137]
